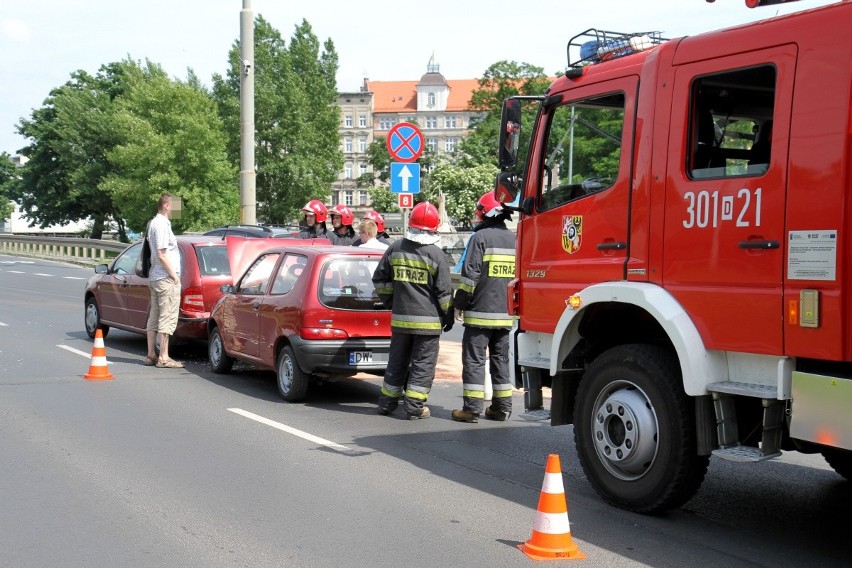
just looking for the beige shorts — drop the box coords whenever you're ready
[147,277,181,335]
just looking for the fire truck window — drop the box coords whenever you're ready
[539,93,624,211]
[689,65,776,179]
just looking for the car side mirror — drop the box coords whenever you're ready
[220,284,235,294]
[95,264,108,274]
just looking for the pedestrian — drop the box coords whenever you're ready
[297,200,329,239]
[451,191,517,422]
[356,218,388,251]
[353,210,391,246]
[373,201,454,419]
[144,193,184,368]
[327,204,357,245]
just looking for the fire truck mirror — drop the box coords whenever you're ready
[495,171,522,205]
[499,98,522,169]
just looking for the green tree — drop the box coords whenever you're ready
[102,62,238,232]
[0,153,16,220]
[427,162,498,227]
[212,17,342,223]
[459,61,553,168]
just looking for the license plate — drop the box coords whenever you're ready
[349,351,373,365]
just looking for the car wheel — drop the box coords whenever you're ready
[208,327,234,374]
[84,297,109,339]
[277,344,309,402]
[573,344,709,514]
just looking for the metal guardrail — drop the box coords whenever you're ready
[0,234,128,265]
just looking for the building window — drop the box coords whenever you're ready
[359,114,367,127]
[345,190,354,206]
[344,138,353,153]
[427,92,436,107]
[426,138,437,152]
[445,137,458,152]
[445,115,457,128]
[379,117,396,130]
[425,116,438,129]
[345,114,353,128]
[359,137,367,152]
[359,163,368,177]
[360,192,368,206]
[345,163,353,179]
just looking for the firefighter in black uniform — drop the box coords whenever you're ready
[451,192,517,423]
[327,204,357,245]
[297,200,329,239]
[373,202,454,419]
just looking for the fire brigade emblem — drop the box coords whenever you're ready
[562,215,582,254]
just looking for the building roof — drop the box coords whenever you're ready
[367,78,481,113]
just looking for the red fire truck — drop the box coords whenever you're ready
[495,0,852,513]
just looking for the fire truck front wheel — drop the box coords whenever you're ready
[821,448,852,480]
[574,344,709,514]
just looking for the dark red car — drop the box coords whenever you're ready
[84,236,236,340]
[207,241,391,402]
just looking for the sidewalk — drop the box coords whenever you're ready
[435,339,462,381]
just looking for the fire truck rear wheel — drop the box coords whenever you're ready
[574,343,709,514]
[821,447,852,480]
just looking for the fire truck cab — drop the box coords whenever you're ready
[496,1,852,513]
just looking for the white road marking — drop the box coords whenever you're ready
[57,344,94,359]
[63,276,85,280]
[34,273,53,277]
[6,270,24,274]
[0,322,8,326]
[228,408,352,453]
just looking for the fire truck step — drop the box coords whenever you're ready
[706,381,778,399]
[712,445,781,463]
[518,357,550,369]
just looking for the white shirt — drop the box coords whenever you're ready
[360,237,389,251]
[148,213,180,281]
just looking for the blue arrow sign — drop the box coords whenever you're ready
[390,162,421,194]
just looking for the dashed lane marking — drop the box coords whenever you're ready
[228,408,353,454]
[57,344,93,359]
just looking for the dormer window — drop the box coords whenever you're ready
[427,92,436,107]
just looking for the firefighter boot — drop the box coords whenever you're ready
[485,407,511,421]
[451,409,480,423]
[408,406,430,420]
[377,395,399,416]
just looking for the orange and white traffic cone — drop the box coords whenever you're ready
[83,328,114,381]
[518,453,585,561]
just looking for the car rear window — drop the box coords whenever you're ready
[318,258,385,310]
[196,245,231,276]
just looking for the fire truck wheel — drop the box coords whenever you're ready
[821,448,852,480]
[574,343,709,514]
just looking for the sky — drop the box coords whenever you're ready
[0,0,841,155]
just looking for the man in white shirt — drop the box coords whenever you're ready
[144,194,183,368]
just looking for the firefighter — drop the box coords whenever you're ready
[297,200,329,239]
[327,204,357,245]
[451,192,517,423]
[356,210,392,246]
[373,201,454,419]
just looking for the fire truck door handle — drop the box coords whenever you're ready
[738,240,780,250]
[597,241,627,251]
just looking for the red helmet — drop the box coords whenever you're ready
[329,204,354,225]
[301,200,327,223]
[409,202,440,232]
[362,210,385,233]
[475,191,503,222]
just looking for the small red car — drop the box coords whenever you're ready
[84,236,235,340]
[207,241,391,402]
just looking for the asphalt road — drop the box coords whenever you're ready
[1,254,850,568]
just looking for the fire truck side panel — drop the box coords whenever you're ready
[781,9,852,361]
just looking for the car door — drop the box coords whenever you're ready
[255,253,307,368]
[518,78,638,333]
[664,47,794,354]
[98,243,144,329]
[224,252,281,362]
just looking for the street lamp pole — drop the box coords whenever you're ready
[239,0,256,224]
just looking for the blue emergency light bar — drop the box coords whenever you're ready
[567,30,667,69]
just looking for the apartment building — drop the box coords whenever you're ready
[332,61,480,209]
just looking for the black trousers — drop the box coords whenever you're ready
[378,332,440,416]
[461,327,513,414]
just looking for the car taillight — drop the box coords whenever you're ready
[182,286,206,310]
[300,328,349,340]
